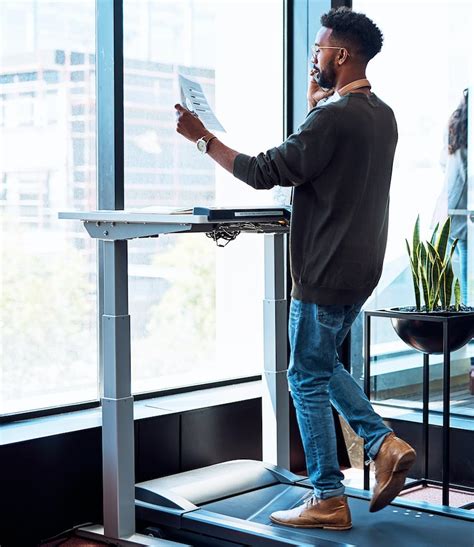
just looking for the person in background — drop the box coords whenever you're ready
[432,89,469,303]
[444,89,474,395]
[446,89,469,304]
[174,6,416,530]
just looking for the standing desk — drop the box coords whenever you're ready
[59,209,290,544]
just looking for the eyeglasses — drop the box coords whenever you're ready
[311,44,349,59]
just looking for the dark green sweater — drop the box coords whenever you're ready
[233,93,398,305]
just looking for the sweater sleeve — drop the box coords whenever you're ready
[232,107,336,189]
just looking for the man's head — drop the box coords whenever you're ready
[312,7,383,89]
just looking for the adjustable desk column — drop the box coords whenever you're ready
[102,239,135,538]
[263,233,290,469]
[82,215,193,541]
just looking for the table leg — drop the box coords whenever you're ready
[262,233,289,469]
[102,239,135,538]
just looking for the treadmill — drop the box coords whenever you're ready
[136,460,474,547]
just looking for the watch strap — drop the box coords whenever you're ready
[201,133,216,144]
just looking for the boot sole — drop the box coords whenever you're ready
[270,515,352,530]
[369,449,416,513]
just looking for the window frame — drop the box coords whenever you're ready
[2,0,342,423]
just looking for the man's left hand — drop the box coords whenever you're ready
[175,103,209,142]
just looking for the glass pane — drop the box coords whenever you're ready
[0,1,98,414]
[123,0,285,393]
[352,0,473,418]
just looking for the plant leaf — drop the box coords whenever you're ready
[448,238,458,262]
[406,240,421,309]
[445,263,454,307]
[426,242,440,297]
[430,222,439,246]
[413,216,420,263]
[454,278,461,311]
[419,242,428,278]
[432,256,443,308]
[435,217,451,261]
[420,266,430,311]
[439,270,446,309]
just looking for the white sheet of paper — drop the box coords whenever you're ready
[179,74,226,133]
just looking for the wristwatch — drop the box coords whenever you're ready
[196,134,216,154]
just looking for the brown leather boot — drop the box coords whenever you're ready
[369,432,416,512]
[270,495,352,530]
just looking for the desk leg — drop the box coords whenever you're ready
[262,233,289,469]
[102,240,135,538]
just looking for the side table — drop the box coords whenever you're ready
[363,308,474,510]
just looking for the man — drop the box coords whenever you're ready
[175,6,416,531]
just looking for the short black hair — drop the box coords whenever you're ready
[320,7,383,62]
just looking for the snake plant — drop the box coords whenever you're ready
[405,216,462,312]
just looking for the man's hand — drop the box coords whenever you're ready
[173,104,240,174]
[307,69,334,110]
[175,103,210,142]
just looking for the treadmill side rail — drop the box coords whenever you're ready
[186,509,356,547]
[135,486,198,512]
[261,461,306,485]
[135,499,193,530]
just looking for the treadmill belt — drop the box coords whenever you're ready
[202,484,474,547]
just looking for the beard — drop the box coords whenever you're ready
[316,62,336,90]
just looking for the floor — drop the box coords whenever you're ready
[382,385,474,418]
[342,467,474,509]
[400,484,474,507]
[42,537,107,546]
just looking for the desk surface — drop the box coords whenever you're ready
[59,209,290,240]
[59,210,210,225]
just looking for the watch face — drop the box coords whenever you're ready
[197,139,207,153]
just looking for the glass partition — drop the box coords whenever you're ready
[351,0,473,420]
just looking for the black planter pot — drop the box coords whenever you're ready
[389,308,474,354]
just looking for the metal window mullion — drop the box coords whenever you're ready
[96,0,125,400]
[95,0,135,540]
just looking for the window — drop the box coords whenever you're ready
[1,0,286,416]
[0,1,97,415]
[0,94,5,126]
[352,0,473,419]
[45,90,59,124]
[123,0,286,394]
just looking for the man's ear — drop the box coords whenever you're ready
[338,48,349,65]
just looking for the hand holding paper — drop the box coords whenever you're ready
[178,74,226,133]
[175,103,212,143]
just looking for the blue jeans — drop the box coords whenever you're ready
[288,298,392,499]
